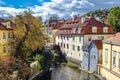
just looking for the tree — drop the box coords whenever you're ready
[13,10,47,58]
[0,56,30,80]
[106,6,120,32]
[40,49,54,71]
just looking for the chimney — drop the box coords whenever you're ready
[73,15,77,22]
[81,17,85,23]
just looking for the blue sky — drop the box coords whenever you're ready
[0,0,120,21]
[0,0,50,8]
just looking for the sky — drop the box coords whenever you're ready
[0,0,120,21]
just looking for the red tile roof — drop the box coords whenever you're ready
[103,32,120,44]
[92,40,102,50]
[52,21,64,29]
[56,16,115,35]
[0,19,15,30]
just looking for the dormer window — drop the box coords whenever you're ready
[78,27,81,33]
[92,27,97,33]
[7,22,10,28]
[103,27,108,33]
[72,28,76,33]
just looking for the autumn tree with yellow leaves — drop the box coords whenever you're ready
[12,10,47,58]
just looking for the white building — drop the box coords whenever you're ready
[56,16,115,64]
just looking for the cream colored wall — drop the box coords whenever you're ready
[111,45,120,73]
[52,29,58,45]
[84,34,113,45]
[102,43,120,80]
[103,43,111,69]
[102,69,120,80]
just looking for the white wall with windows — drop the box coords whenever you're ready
[56,34,83,61]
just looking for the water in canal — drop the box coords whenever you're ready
[40,64,100,80]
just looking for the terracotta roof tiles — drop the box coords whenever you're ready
[103,32,120,44]
[92,40,102,50]
[56,16,115,35]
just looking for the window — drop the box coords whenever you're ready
[113,51,116,66]
[84,53,86,57]
[77,46,80,51]
[92,27,97,33]
[103,27,108,33]
[78,28,81,33]
[98,36,104,40]
[73,45,75,51]
[118,52,120,69]
[3,33,6,39]
[88,36,92,41]
[64,43,65,48]
[67,36,69,40]
[67,44,69,49]
[3,47,6,53]
[61,43,62,47]
[104,49,108,63]
[79,36,81,42]
[64,36,65,40]
[73,36,75,41]
[94,55,96,59]
[101,36,104,40]
[73,28,76,33]
[8,32,11,38]
[86,54,88,57]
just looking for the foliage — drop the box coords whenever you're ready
[106,6,120,32]
[12,10,47,58]
[27,54,42,64]
[40,49,54,71]
[0,56,30,80]
[84,9,109,19]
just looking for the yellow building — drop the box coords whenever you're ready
[0,18,15,56]
[98,32,120,80]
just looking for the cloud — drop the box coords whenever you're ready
[0,0,120,21]
[0,7,25,18]
[32,0,95,21]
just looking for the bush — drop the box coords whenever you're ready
[0,56,30,80]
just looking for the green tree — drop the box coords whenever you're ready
[106,6,120,32]
[13,10,47,58]
[40,49,54,71]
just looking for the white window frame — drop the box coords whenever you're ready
[113,51,116,66]
[104,49,108,63]
[118,52,120,69]
[92,27,97,33]
[103,27,108,33]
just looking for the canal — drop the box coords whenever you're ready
[40,64,100,80]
